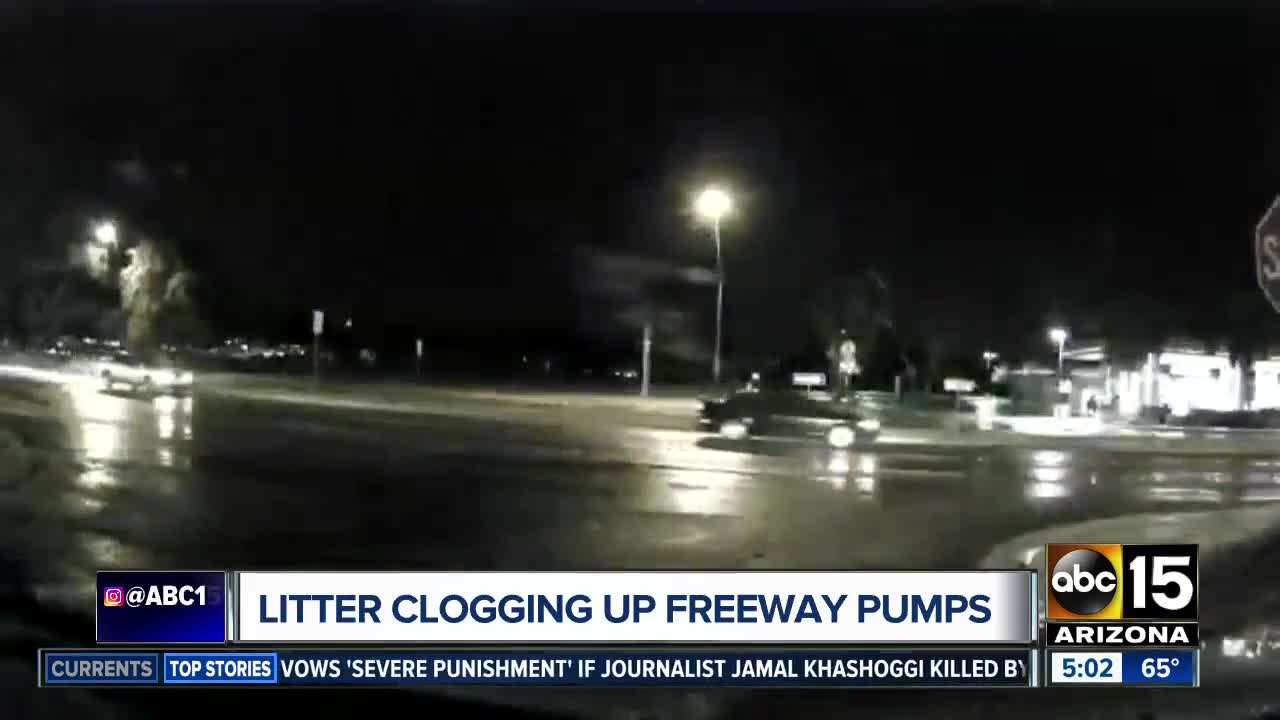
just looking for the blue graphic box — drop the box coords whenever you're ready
[97,570,227,644]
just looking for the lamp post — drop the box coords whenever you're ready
[85,219,119,275]
[93,220,118,247]
[695,186,731,385]
[1048,327,1069,375]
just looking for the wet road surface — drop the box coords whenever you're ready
[6,376,1280,718]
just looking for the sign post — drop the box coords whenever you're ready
[641,324,652,397]
[312,309,324,384]
[1257,195,1280,313]
[943,377,977,410]
[837,338,858,398]
[792,372,826,393]
[415,338,424,379]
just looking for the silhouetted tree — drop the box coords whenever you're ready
[809,268,895,390]
[1095,291,1172,368]
[1224,290,1276,367]
[10,268,108,346]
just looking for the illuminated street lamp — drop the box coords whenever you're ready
[695,186,732,385]
[982,350,999,371]
[93,220,118,246]
[1047,327,1069,374]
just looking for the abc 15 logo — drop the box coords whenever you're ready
[1046,543,1198,621]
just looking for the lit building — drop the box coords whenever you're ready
[1247,356,1280,409]
[1061,340,1247,417]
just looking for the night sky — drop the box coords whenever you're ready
[2,4,1277,363]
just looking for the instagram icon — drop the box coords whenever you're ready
[103,587,124,607]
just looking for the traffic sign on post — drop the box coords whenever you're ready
[839,338,856,363]
[1256,195,1280,312]
[311,309,324,385]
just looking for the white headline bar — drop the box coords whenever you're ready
[235,571,1035,644]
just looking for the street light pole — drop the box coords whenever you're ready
[93,220,118,247]
[312,309,324,386]
[712,217,724,386]
[695,186,731,387]
[641,323,652,397]
[1047,327,1069,376]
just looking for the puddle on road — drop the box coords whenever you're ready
[662,468,744,517]
[7,382,197,616]
[1002,447,1280,512]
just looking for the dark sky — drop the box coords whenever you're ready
[2,4,1277,358]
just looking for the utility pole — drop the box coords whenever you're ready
[641,323,652,397]
[312,309,324,385]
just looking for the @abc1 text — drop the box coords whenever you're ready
[1045,543,1198,648]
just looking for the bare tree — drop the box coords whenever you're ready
[808,268,895,390]
[9,269,106,347]
[1095,291,1172,369]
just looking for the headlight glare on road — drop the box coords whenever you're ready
[720,420,749,440]
[828,425,855,449]
[855,418,880,433]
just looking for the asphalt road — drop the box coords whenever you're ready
[6,375,1280,719]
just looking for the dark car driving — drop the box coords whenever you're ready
[698,387,881,448]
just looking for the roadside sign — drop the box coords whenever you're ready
[1256,194,1280,312]
[943,378,976,393]
[839,339,856,362]
[312,309,324,335]
[792,372,826,388]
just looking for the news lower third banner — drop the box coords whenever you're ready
[39,648,1038,688]
[96,570,1037,645]
[235,570,1037,644]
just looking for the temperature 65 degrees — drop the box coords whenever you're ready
[1141,657,1179,679]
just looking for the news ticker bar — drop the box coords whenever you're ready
[1045,650,1198,687]
[40,648,1039,688]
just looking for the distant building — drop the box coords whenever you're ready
[1002,339,1271,417]
[1057,340,1248,417]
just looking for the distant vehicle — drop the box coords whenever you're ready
[97,352,193,394]
[698,387,881,447]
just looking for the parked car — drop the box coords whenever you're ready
[97,352,193,394]
[698,388,881,447]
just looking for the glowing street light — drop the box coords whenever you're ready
[695,187,731,223]
[695,186,732,385]
[1047,327,1069,374]
[93,220,118,246]
[982,350,999,370]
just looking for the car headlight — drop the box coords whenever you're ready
[855,418,881,433]
[828,425,855,449]
[720,420,750,440]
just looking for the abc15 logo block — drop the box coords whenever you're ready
[1046,544,1198,621]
